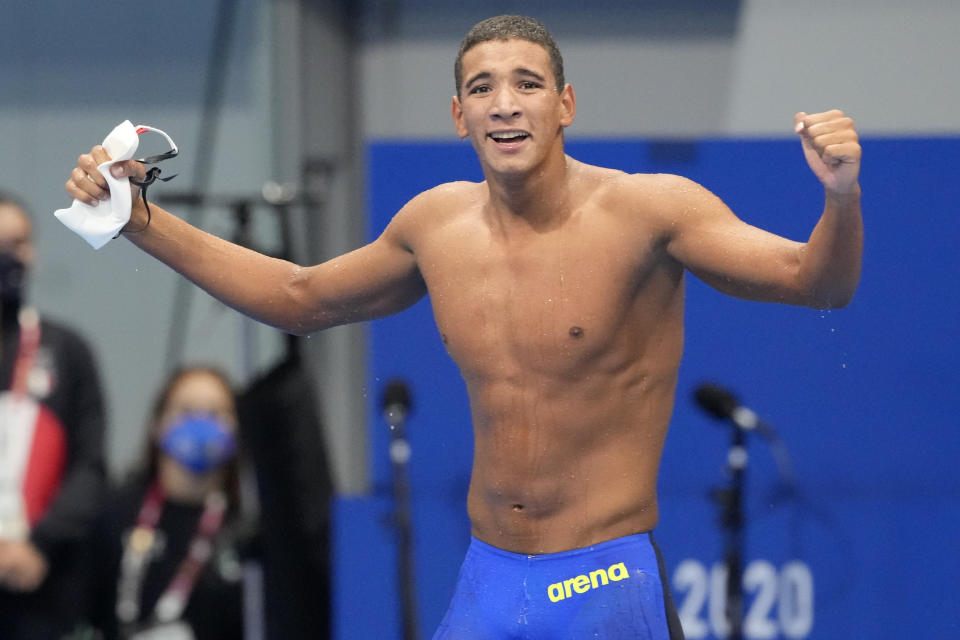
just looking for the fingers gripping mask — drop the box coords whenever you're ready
[54,120,178,249]
[160,413,236,475]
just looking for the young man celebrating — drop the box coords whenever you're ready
[64,14,861,640]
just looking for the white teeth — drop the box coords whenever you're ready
[490,131,528,141]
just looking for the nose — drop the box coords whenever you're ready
[490,87,521,121]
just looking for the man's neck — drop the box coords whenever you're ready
[484,150,574,231]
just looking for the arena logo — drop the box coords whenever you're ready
[547,561,630,602]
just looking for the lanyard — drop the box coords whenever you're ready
[116,482,228,626]
[0,308,42,541]
[9,307,40,395]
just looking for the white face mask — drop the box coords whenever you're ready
[54,120,179,249]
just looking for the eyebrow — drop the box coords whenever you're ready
[464,71,491,90]
[514,68,546,83]
[464,68,548,90]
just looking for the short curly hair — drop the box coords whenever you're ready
[454,15,565,98]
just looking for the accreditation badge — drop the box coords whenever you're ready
[129,621,196,640]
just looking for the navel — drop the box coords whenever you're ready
[568,326,584,339]
[512,504,525,512]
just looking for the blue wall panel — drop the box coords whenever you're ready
[334,137,960,639]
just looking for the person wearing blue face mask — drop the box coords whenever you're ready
[160,411,237,478]
[85,366,246,640]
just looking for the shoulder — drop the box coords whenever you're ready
[593,171,727,228]
[38,316,100,365]
[40,313,93,358]
[384,180,483,242]
[567,158,699,201]
[395,180,481,219]
[601,171,708,206]
[39,316,90,344]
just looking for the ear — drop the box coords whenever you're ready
[559,83,576,128]
[451,95,468,138]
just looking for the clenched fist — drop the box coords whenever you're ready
[795,109,861,200]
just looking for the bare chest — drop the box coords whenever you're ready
[414,211,674,380]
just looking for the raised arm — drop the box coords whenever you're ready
[664,109,863,308]
[65,146,427,334]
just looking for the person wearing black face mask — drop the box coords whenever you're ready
[0,192,108,639]
[0,252,28,313]
[86,365,246,640]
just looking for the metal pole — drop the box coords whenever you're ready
[383,382,420,640]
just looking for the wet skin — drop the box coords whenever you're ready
[405,165,686,554]
[68,38,861,556]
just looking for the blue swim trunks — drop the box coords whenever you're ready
[433,532,685,639]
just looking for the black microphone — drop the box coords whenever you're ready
[695,382,797,494]
[694,383,761,431]
[382,379,412,427]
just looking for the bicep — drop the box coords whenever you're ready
[664,181,805,303]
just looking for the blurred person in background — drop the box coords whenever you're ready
[0,191,107,639]
[86,365,246,640]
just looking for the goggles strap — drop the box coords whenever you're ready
[123,125,180,234]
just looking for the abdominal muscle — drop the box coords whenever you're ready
[415,168,689,554]
[463,360,678,555]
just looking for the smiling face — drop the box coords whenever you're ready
[452,38,575,179]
